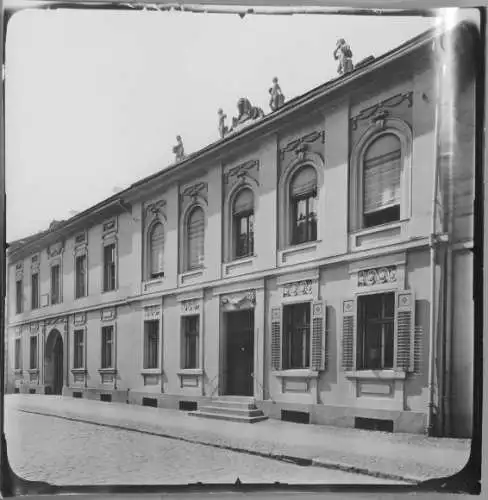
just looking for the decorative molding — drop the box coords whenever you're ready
[47,241,64,259]
[282,280,313,298]
[181,182,208,205]
[181,300,200,315]
[29,322,39,333]
[221,289,256,308]
[351,91,413,130]
[15,262,24,281]
[31,254,40,274]
[145,199,167,218]
[358,265,397,287]
[102,217,118,237]
[100,308,116,322]
[223,159,259,186]
[74,231,87,246]
[144,305,161,321]
[280,130,325,161]
[74,313,86,326]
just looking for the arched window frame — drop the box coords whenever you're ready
[224,181,258,262]
[278,152,324,250]
[146,218,166,280]
[349,117,413,233]
[181,202,207,272]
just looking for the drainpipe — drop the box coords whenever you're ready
[426,30,444,438]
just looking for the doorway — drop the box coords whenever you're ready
[45,329,64,395]
[225,309,254,396]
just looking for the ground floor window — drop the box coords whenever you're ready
[182,315,199,369]
[357,292,395,370]
[144,320,159,369]
[74,329,84,369]
[282,302,310,369]
[101,326,114,369]
[29,336,38,370]
[14,337,22,370]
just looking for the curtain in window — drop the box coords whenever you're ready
[150,223,165,277]
[290,165,317,197]
[187,207,205,270]
[233,188,254,215]
[363,134,401,215]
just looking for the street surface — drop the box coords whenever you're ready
[5,404,401,486]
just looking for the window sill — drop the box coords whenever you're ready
[98,368,117,374]
[13,369,23,375]
[351,221,403,238]
[177,368,203,376]
[284,240,320,252]
[345,370,406,380]
[27,368,39,374]
[71,368,87,374]
[181,268,204,278]
[273,369,319,379]
[141,368,162,375]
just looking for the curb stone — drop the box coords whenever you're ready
[17,408,418,484]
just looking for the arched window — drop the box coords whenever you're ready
[149,222,165,279]
[290,166,317,245]
[187,206,205,270]
[232,188,254,259]
[362,133,401,228]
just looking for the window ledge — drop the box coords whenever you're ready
[27,368,39,374]
[345,370,406,380]
[141,368,162,375]
[181,268,204,278]
[98,368,117,374]
[71,368,87,374]
[228,255,255,265]
[144,277,164,286]
[177,368,203,376]
[350,221,403,238]
[13,369,23,374]
[273,369,319,379]
[283,240,321,252]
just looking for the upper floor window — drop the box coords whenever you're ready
[75,254,87,298]
[103,243,116,292]
[149,223,165,279]
[50,265,60,305]
[187,206,205,270]
[233,188,254,259]
[290,166,317,245]
[31,273,39,310]
[15,279,23,314]
[363,133,401,228]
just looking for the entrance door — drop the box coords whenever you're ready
[225,310,254,396]
[52,335,64,395]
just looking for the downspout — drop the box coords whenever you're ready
[426,30,444,437]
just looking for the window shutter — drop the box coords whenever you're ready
[290,166,317,197]
[271,306,282,371]
[395,290,415,372]
[150,223,165,276]
[187,207,205,269]
[341,298,356,371]
[311,300,327,371]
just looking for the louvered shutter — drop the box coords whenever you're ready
[271,306,282,371]
[233,188,254,215]
[290,166,317,197]
[341,298,356,371]
[187,207,205,269]
[363,134,401,214]
[311,300,327,371]
[395,290,415,372]
[150,223,165,276]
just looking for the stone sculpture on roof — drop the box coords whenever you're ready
[333,38,354,75]
[269,77,285,111]
[230,97,265,133]
[172,135,185,162]
[218,108,229,139]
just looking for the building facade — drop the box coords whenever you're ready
[5,24,476,438]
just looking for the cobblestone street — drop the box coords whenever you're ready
[5,404,401,486]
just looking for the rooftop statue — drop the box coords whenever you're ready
[172,135,185,162]
[333,38,354,76]
[269,77,285,112]
[231,97,265,131]
[218,109,229,139]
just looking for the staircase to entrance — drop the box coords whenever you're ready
[189,396,268,423]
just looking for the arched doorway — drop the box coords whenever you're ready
[45,329,64,395]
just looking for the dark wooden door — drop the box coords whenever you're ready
[53,336,64,395]
[226,310,254,396]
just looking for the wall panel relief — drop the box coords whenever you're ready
[220,289,256,311]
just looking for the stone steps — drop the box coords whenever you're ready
[188,395,268,423]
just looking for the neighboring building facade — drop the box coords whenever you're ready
[5,24,476,438]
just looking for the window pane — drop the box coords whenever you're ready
[102,326,113,368]
[16,280,22,313]
[150,223,165,278]
[290,166,317,197]
[187,207,205,270]
[144,320,159,369]
[74,330,84,369]
[283,303,310,369]
[75,255,86,298]
[51,266,60,304]
[30,336,37,369]
[31,274,39,309]
[15,338,21,369]
[104,244,116,291]
[183,316,199,369]
[233,188,254,215]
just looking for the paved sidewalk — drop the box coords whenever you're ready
[6,395,470,483]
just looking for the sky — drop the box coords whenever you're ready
[5,7,436,242]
